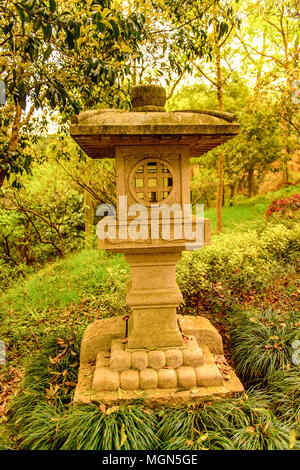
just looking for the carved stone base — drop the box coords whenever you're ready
[74,315,244,406]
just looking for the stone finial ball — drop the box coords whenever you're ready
[130,84,166,111]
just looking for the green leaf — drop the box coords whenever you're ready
[66,30,74,49]
[33,17,42,32]
[49,0,56,13]
[110,19,119,39]
[289,430,296,449]
[43,45,52,61]
[15,6,26,27]
[120,423,127,448]
[43,23,52,41]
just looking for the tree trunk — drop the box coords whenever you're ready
[229,182,235,206]
[216,153,224,233]
[0,168,5,188]
[222,183,225,206]
[248,168,255,198]
[214,20,224,233]
[281,121,290,184]
[58,232,65,259]
[282,158,289,184]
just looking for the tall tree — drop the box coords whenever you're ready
[236,0,299,183]
[0,0,145,188]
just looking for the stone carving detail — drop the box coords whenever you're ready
[129,158,175,206]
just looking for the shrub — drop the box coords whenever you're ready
[177,230,277,309]
[260,223,300,264]
[177,222,300,312]
[266,193,300,219]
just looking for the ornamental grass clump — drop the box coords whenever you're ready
[266,368,300,428]
[8,328,82,448]
[156,390,295,450]
[57,403,159,450]
[231,409,293,450]
[230,308,299,384]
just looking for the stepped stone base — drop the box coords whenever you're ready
[74,315,244,406]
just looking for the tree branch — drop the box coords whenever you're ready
[20,90,48,128]
[166,68,186,100]
[195,64,218,87]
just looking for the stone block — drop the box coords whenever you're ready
[185,336,199,350]
[131,351,148,370]
[148,350,165,369]
[177,366,196,389]
[110,350,131,372]
[165,349,183,368]
[182,347,204,367]
[178,315,224,354]
[120,370,139,390]
[111,339,125,353]
[92,367,119,391]
[140,368,158,390]
[158,368,177,389]
[80,317,126,364]
[195,364,224,387]
[96,351,110,368]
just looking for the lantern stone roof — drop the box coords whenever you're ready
[70,84,239,158]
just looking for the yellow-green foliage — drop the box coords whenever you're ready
[177,222,300,299]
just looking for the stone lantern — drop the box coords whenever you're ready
[70,84,243,405]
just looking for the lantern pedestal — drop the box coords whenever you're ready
[74,314,244,406]
[126,251,183,350]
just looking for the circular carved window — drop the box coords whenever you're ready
[129,158,174,206]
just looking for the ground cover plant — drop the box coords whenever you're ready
[1,326,299,450]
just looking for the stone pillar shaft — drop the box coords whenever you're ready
[125,251,184,349]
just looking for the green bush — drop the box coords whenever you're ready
[177,222,300,311]
[260,223,300,265]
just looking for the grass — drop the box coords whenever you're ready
[205,184,300,234]
[0,249,128,316]
[0,249,129,368]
